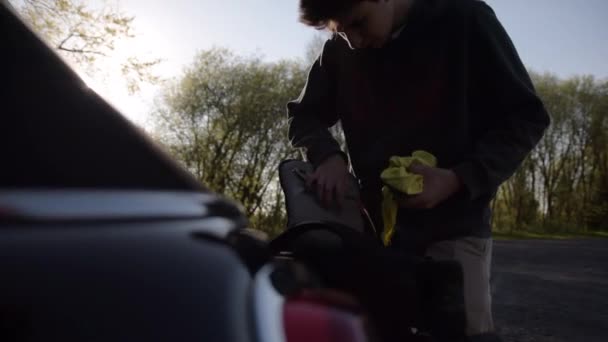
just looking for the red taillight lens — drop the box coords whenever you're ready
[283,290,370,342]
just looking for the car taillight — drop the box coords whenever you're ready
[283,290,372,342]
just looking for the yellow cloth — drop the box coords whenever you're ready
[380,151,437,246]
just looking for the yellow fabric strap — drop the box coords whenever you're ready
[380,150,437,246]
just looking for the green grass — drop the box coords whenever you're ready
[493,230,608,240]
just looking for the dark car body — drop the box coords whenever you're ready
[0,3,372,341]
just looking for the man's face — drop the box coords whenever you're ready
[332,0,395,49]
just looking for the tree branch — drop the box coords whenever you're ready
[57,46,107,56]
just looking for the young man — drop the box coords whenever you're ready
[287,0,550,340]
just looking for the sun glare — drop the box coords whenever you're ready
[74,26,174,128]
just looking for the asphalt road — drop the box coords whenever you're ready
[492,239,608,342]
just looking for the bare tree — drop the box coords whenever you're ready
[14,0,161,93]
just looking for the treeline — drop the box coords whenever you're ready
[152,49,305,237]
[152,48,608,235]
[493,74,608,233]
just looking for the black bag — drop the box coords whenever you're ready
[271,159,378,254]
[278,159,370,232]
[270,159,466,341]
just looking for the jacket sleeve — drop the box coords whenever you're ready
[287,39,346,167]
[451,1,551,201]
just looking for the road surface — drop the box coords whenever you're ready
[492,239,608,342]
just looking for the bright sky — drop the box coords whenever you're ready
[75,0,608,127]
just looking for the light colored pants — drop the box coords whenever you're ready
[425,237,494,336]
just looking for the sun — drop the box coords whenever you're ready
[74,30,169,128]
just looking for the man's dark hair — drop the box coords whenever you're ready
[299,0,365,30]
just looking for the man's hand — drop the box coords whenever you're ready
[306,154,349,208]
[398,163,463,209]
